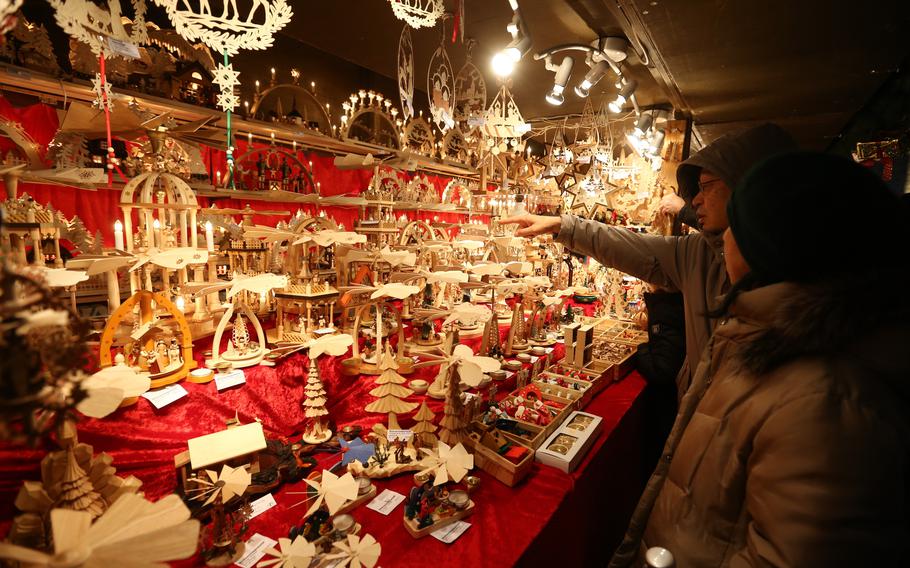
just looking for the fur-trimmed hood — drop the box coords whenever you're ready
[726,277,910,398]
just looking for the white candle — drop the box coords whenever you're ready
[215,170,221,186]
[205,221,214,252]
[114,220,124,250]
[153,218,162,248]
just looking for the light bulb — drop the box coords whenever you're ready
[545,84,565,106]
[492,51,516,77]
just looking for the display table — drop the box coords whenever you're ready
[0,335,646,567]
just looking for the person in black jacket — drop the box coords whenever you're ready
[635,286,686,480]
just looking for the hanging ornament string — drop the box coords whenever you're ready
[451,0,460,43]
[223,49,236,190]
[97,51,127,187]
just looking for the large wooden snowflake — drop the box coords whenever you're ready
[388,0,443,29]
[153,0,293,57]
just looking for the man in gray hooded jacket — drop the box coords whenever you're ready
[502,123,796,399]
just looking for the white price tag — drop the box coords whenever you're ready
[387,429,413,443]
[233,533,277,568]
[530,356,540,363]
[366,489,406,515]
[106,36,140,59]
[544,347,555,354]
[142,384,188,409]
[215,370,246,391]
[431,520,471,544]
[247,493,277,520]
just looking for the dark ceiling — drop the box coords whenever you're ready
[281,0,910,150]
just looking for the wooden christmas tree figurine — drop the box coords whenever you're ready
[505,299,529,355]
[365,346,418,421]
[479,316,502,358]
[231,313,250,355]
[438,365,468,446]
[57,445,106,518]
[302,359,332,444]
[411,401,438,447]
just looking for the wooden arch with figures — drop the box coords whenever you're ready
[99,290,196,388]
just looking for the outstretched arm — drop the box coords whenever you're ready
[501,214,684,290]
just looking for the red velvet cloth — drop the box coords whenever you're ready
[0,333,645,567]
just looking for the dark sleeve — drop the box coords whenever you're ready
[678,203,700,229]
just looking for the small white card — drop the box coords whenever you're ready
[247,493,277,520]
[432,521,471,544]
[544,347,555,354]
[530,356,540,363]
[215,370,246,391]
[106,36,140,59]
[142,384,188,409]
[234,533,277,568]
[387,429,414,443]
[366,489,406,515]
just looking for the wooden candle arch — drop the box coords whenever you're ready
[99,290,196,388]
[341,301,412,376]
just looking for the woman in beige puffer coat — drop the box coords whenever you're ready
[611,152,910,567]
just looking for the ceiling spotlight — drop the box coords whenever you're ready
[633,114,654,137]
[491,3,531,78]
[545,56,574,106]
[608,79,637,113]
[573,61,610,98]
[647,129,666,156]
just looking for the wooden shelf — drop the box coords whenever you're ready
[0,64,480,181]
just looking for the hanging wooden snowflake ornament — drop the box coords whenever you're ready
[91,73,113,111]
[48,0,148,57]
[427,38,455,132]
[397,26,415,121]
[153,0,293,57]
[389,0,443,29]
[212,60,241,111]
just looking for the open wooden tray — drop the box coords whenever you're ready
[533,376,591,409]
[403,500,475,538]
[535,411,604,473]
[465,422,535,487]
[498,389,575,449]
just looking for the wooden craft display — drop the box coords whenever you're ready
[498,388,576,449]
[465,423,534,487]
[535,411,603,473]
[98,290,196,389]
[207,299,269,369]
[341,302,412,376]
[402,498,475,539]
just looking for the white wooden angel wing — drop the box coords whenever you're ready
[42,268,89,288]
[466,262,505,276]
[421,269,469,284]
[370,282,420,300]
[307,334,354,359]
[227,273,289,297]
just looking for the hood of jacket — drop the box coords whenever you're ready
[728,274,910,400]
[677,123,797,203]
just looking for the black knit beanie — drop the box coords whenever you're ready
[727,151,908,284]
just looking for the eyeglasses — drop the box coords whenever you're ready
[697,177,725,193]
